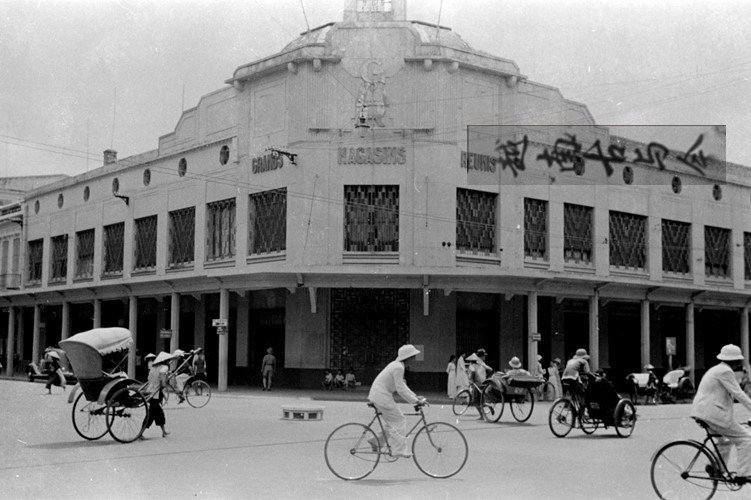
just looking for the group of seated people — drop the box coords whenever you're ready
[322,368,358,389]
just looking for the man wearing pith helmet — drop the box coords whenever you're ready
[367,344,427,458]
[691,344,751,481]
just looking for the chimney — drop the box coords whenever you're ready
[103,149,117,165]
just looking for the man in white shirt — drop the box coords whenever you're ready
[368,344,426,458]
[691,344,751,480]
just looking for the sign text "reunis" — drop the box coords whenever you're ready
[338,147,406,165]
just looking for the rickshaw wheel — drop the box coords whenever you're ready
[72,392,109,440]
[452,390,472,416]
[614,399,636,438]
[579,407,599,434]
[184,380,211,408]
[548,399,574,438]
[106,386,148,443]
[481,384,504,423]
[510,388,535,423]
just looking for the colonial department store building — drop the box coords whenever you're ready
[3,1,751,391]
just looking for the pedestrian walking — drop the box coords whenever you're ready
[455,352,470,393]
[142,351,173,438]
[446,354,457,398]
[44,351,65,394]
[192,350,207,382]
[261,347,276,391]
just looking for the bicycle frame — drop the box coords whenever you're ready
[368,404,429,455]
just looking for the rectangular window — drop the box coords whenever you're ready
[524,198,548,260]
[1,240,7,275]
[564,203,593,264]
[249,188,287,255]
[705,225,731,279]
[75,229,95,279]
[27,239,43,284]
[134,215,158,272]
[745,232,751,281]
[456,188,496,255]
[50,234,68,283]
[12,238,19,275]
[206,198,236,261]
[344,185,399,252]
[103,222,124,276]
[609,211,647,270]
[662,219,691,275]
[168,207,195,268]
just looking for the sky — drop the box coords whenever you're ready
[1,0,750,178]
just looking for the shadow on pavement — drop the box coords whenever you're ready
[26,440,120,450]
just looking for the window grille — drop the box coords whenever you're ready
[27,239,43,283]
[1,240,7,275]
[524,198,548,260]
[168,207,195,268]
[564,203,593,264]
[456,188,496,255]
[705,225,731,279]
[745,232,751,281]
[50,235,68,282]
[75,229,95,279]
[662,220,691,275]
[609,211,647,270]
[344,185,399,252]
[206,198,236,261]
[134,215,157,272]
[103,222,124,276]
[249,189,286,255]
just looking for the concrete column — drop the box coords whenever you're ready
[170,292,180,352]
[218,288,229,392]
[6,307,15,377]
[589,292,599,370]
[741,306,750,361]
[93,299,102,328]
[61,301,70,340]
[686,303,695,385]
[641,300,650,369]
[128,297,138,379]
[32,304,41,365]
[527,292,538,369]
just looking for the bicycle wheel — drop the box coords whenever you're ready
[614,399,636,438]
[481,384,504,423]
[324,423,380,480]
[185,380,211,408]
[539,381,557,401]
[412,422,468,479]
[72,392,109,440]
[651,440,718,500]
[579,406,599,434]
[452,390,472,416]
[106,386,148,443]
[510,388,535,423]
[548,399,574,438]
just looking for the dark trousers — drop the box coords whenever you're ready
[146,398,165,428]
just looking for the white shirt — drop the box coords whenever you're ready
[368,360,419,405]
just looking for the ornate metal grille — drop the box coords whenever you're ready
[249,188,286,255]
[344,185,399,252]
[168,207,195,268]
[50,235,68,282]
[330,289,410,375]
[27,239,43,283]
[456,188,496,255]
[662,219,691,275]
[705,225,731,278]
[103,223,124,276]
[134,215,157,272]
[524,198,548,260]
[609,211,647,270]
[75,229,95,279]
[206,198,236,261]
[564,203,593,264]
[745,232,751,281]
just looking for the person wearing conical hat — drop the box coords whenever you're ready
[561,348,593,403]
[367,345,426,459]
[142,351,174,438]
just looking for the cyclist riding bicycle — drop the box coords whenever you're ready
[561,348,593,403]
[367,344,426,458]
[691,344,751,481]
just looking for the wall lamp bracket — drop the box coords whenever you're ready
[267,148,297,166]
[114,194,130,206]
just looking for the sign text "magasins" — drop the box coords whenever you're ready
[338,146,407,165]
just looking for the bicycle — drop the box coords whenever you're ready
[452,381,488,416]
[651,418,751,499]
[161,348,211,408]
[324,401,469,480]
[536,379,558,402]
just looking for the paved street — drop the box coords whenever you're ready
[2,378,750,499]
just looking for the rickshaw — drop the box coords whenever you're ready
[60,327,149,443]
[480,372,544,423]
[161,348,211,408]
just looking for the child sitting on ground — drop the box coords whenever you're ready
[344,368,357,389]
[322,369,334,390]
[334,370,345,389]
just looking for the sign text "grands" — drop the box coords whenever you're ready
[338,146,407,165]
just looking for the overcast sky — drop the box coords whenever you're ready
[1,0,749,178]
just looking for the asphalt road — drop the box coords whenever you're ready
[2,378,750,499]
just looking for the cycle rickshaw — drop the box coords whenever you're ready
[480,372,544,423]
[161,348,211,408]
[60,327,149,443]
[548,373,637,438]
